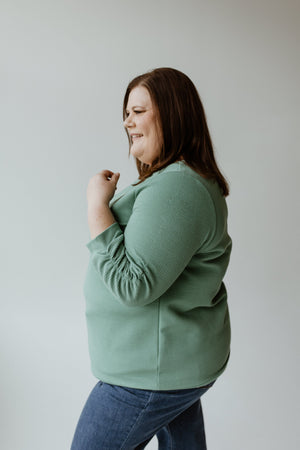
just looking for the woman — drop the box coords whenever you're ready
[71,67,232,450]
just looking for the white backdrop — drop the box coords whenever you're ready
[1,1,299,449]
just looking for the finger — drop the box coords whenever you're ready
[112,172,120,184]
[100,170,114,178]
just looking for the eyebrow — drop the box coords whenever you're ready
[125,105,146,111]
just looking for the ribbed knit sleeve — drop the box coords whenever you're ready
[86,171,215,307]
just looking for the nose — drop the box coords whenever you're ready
[123,113,134,129]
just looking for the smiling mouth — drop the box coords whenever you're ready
[131,134,143,142]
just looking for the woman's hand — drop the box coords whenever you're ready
[86,170,120,239]
[87,170,120,211]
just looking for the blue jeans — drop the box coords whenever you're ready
[70,379,216,450]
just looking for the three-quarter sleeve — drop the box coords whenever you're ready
[86,171,216,307]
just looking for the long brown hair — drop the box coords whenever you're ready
[123,67,229,196]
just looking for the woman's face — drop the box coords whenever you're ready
[124,86,163,165]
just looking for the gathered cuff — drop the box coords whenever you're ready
[86,222,122,255]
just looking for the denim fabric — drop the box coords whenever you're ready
[70,379,216,450]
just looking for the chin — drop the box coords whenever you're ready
[131,148,154,166]
[131,150,145,163]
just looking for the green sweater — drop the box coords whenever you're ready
[84,161,232,390]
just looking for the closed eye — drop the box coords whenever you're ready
[125,110,144,117]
